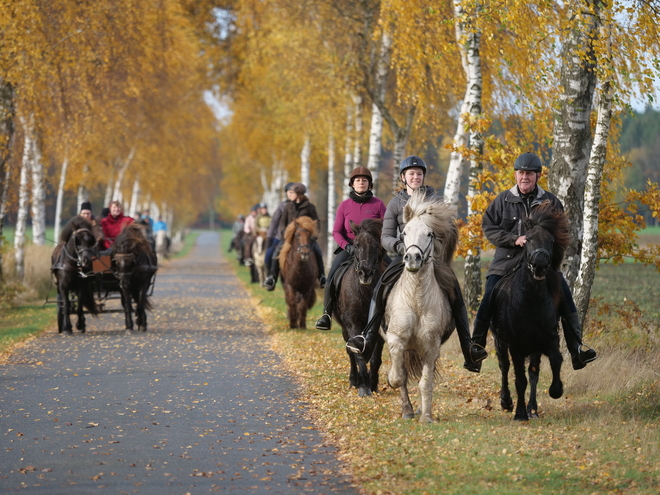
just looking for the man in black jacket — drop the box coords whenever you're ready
[470,152,597,372]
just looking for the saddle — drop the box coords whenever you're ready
[488,262,522,315]
[360,259,404,336]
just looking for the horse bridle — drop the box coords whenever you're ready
[294,226,312,255]
[526,246,551,272]
[404,232,435,264]
[62,228,96,277]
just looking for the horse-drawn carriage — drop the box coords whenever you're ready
[48,219,157,335]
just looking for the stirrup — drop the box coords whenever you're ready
[346,335,367,355]
[315,313,331,331]
[577,344,597,364]
[469,343,488,363]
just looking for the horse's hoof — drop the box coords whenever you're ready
[125,328,134,334]
[527,409,539,419]
[419,415,434,424]
[357,387,372,397]
[514,414,529,422]
[549,382,563,399]
[61,330,73,336]
[402,412,415,420]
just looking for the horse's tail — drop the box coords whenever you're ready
[404,350,441,382]
[79,281,100,316]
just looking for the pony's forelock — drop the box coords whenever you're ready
[405,189,458,263]
[528,202,571,270]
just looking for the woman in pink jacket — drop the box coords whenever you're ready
[315,167,386,331]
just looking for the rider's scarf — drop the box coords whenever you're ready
[349,189,374,204]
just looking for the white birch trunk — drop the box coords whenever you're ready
[453,1,485,310]
[104,176,113,209]
[326,131,336,272]
[366,33,391,192]
[343,102,354,200]
[0,79,14,278]
[0,158,10,223]
[128,177,140,216]
[352,95,362,168]
[366,102,383,190]
[15,130,31,280]
[574,77,613,325]
[300,135,311,189]
[77,165,90,209]
[260,159,286,215]
[54,154,69,243]
[548,7,599,288]
[112,147,136,203]
[28,131,46,245]
[164,207,174,236]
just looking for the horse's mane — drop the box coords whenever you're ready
[527,202,571,270]
[403,189,458,264]
[280,216,317,273]
[114,224,154,257]
[354,218,383,240]
[59,217,93,244]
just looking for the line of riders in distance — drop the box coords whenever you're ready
[229,154,597,374]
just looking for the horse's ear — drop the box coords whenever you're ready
[350,220,360,236]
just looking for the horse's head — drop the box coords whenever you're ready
[290,217,317,262]
[112,253,135,277]
[350,218,384,285]
[69,228,97,274]
[523,202,571,281]
[523,223,553,281]
[401,216,435,272]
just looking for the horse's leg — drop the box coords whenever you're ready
[418,348,440,423]
[496,337,513,412]
[547,344,564,400]
[387,336,414,419]
[120,279,134,331]
[134,282,147,332]
[298,292,307,329]
[285,287,297,329]
[346,349,359,388]
[75,286,86,333]
[399,379,414,420]
[355,353,372,397]
[368,335,384,394]
[527,353,541,419]
[511,353,529,421]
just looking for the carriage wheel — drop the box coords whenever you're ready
[56,293,64,333]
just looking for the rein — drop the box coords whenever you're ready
[404,232,435,264]
[60,228,96,277]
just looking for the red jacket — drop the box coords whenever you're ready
[101,214,134,249]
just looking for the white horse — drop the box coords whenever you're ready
[384,189,458,423]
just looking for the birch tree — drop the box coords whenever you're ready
[326,131,336,272]
[548,2,599,288]
[53,154,68,242]
[0,79,14,281]
[300,135,311,188]
[29,132,46,245]
[343,102,355,200]
[14,131,31,280]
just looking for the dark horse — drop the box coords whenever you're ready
[333,219,387,397]
[51,217,100,334]
[279,216,318,329]
[491,202,571,421]
[112,224,158,332]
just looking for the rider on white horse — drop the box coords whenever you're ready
[346,156,488,371]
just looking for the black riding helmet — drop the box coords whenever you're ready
[399,155,427,176]
[514,152,543,172]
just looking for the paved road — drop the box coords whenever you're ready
[0,232,358,494]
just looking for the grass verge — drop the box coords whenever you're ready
[0,304,55,358]
[221,229,660,495]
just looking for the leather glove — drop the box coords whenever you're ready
[344,244,355,256]
[395,241,405,256]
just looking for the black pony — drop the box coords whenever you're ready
[491,202,571,421]
[334,219,387,397]
[112,224,158,332]
[51,217,100,334]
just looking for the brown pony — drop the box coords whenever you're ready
[279,215,319,329]
[112,224,158,332]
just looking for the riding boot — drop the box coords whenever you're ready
[315,286,334,331]
[453,301,488,373]
[561,311,597,370]
[346,295,382,357]
[264,259,280,291]
[313,246,326,288]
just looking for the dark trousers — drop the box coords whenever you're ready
[322,249,351,309]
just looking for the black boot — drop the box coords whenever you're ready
[454,303,488,373]
[346,296,382,357]
[264,259,280,291]
[315,313,332,331]
[562,311,597,370]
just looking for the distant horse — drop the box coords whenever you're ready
[384,189,458,423]
[252,228,268,285]
[112,224,158,332]
[491,202,571,421]
[51,217,100,335]
[155,230,170,264]
[334,219,387,397]
[280,216,319,329]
